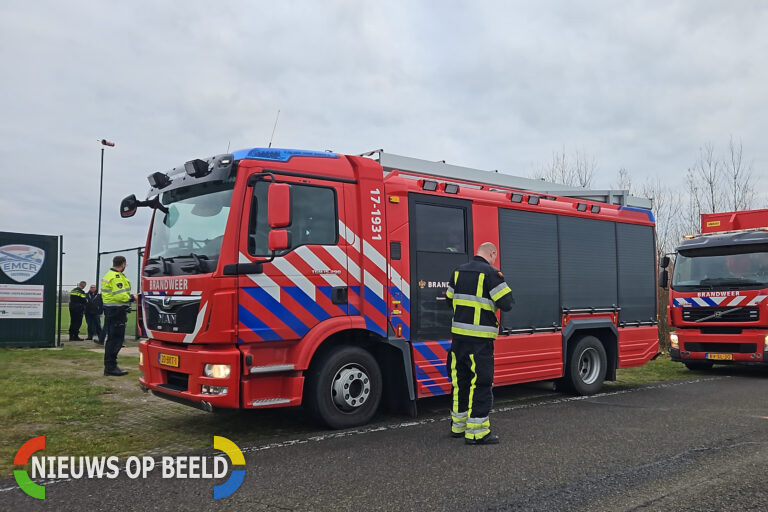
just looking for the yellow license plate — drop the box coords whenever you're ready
[158,353,179,367]
[706,353,733,361]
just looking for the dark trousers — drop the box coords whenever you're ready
[449,338,495,419]
[68,307,84,338]
[85,313,103,341]
[104,307,127,370]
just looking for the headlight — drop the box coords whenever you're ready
[203,364,231,379]
[670,333,679,349]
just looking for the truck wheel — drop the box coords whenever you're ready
[684,361,714,371]
[564,335,607,395]
[305,345,382,429]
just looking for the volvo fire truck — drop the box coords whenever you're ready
[121,147,659,428]
[665,209,768,369]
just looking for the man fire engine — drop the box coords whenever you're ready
[664,209,768,369]
[121,147,659,429]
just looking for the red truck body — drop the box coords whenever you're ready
[128,148,659,428]
[668,209,768,368]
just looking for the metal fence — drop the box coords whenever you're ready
[59,246,145,341]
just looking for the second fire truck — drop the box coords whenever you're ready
[665,209,768,369]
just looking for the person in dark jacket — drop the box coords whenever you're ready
[446,242,514,445]
[85,285,105,344]
[68,281,87,341]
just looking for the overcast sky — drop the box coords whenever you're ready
[1,1,767,286]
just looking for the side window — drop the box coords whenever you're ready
[248,181,338,256]
[413,204,466,253]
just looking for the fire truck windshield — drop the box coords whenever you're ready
[146,181,234,274]
[672,250,768,290]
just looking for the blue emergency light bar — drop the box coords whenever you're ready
[233,147,339,163]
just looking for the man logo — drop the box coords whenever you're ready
[0,245,45,283]
[14,436,45,499]
[213,436,245,499]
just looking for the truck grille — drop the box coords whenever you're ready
[681,307,759,323]
[684,342,757,353]
[144,296,201,333]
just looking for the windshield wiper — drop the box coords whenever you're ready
[180,253,210,273]
[145,256,172,275]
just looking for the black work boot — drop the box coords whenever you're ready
[104,367,128,377]
[465,434,500,445]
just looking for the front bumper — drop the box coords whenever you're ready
[139,340,241,409]
[669,329,768,364]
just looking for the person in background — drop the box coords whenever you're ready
[102,255,137,376]
[68,281,87,341]
[84,284,104,344]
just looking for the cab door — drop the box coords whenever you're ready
[236,174,350,343]
[408,194,472,340]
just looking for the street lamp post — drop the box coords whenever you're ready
[96,139,116,286]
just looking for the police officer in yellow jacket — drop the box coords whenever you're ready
[446,242,514,445]
[102,255,136,376]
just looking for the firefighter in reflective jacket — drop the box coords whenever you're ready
[102,255,136,376]
[446,242,514,445]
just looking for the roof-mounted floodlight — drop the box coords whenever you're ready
[510,193,523,203]
[185,159,211,178]
[422,180,438,191]
[148,172,171,189]
[444,183,459,194]
[576,203,588,212]
[591,205,601,214]
[527,195,540,205]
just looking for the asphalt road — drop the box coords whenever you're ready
[3,367,768,511]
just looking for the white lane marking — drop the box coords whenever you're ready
[0,377,726,493]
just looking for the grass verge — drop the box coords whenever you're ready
[0,345,739,477]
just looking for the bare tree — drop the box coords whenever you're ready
[533,146,596,188]
[641,177,684,259]
[613,167,632,194]
[723,136,755,211]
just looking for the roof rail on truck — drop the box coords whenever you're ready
[359,149,652,210]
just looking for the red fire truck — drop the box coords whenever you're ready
[120,147,659,428]
[664,209,768,369]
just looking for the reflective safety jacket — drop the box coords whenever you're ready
[446,256,514,340]
[102,269,132,307]
[69,287,87,311]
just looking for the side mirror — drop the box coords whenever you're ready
[120,194,138,218]
[268,230,291,252]
[659,269,669,289]
[660,255,671,269]
[268,183,291,228]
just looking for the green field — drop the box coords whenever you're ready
[57,304,138,338]
[0,342,722,477]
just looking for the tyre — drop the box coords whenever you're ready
[684,361,714,371]
[304,345,383,429]
[564,335,607,395]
